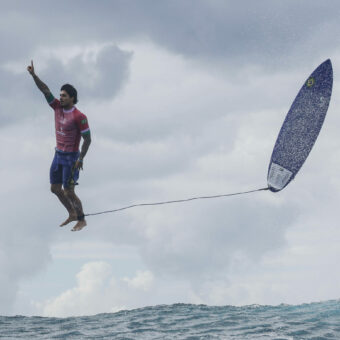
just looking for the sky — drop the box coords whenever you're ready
[1,0,340,317]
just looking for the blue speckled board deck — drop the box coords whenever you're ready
[268,59,333,192]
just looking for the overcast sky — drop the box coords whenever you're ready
[1,0,340,317]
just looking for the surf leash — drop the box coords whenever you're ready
[84,187,269,217]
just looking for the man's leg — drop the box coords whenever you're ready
[64,185,87,231]
[50,152,77,226]
[50,184,77,226]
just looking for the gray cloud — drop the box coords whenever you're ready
[0,0,339,315]
[0,161,56,314]
[0,45,132,127]
[2,0,340,68]
[137,196,298,282]
[40,45,132,101]
[0,69,41,125]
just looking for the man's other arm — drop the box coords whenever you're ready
[75,133,91,170]
[80,133,91,161]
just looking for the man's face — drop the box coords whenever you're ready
[59,90,74,108]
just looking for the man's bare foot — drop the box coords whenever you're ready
[60,214,78,227]
[71,219,87,232]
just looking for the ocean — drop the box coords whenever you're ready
[1,300,340,339]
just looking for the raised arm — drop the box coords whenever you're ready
[27,60,52,98]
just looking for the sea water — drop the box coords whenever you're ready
[1,300,340,339]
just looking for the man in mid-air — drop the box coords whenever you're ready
[27,61,91,231]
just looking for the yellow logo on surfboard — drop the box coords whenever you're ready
[306,77,315,87]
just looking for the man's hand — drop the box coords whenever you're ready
[75,159,83,170]
[27,60,35,76]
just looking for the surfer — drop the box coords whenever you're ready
[27,60,91,231]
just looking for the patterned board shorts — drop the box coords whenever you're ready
[50,149,80,188]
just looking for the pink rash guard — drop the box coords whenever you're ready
[48,97,90,152]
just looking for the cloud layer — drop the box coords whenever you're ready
[1,1,340,316]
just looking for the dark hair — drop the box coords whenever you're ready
[61,84,78,104]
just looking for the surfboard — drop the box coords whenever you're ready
[267,59,333,192]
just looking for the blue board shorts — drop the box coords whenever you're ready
[50,149,80,188]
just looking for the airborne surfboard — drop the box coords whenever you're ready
[84,60,334,218]
[267,59,333,192]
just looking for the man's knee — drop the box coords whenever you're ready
[51,184,63,195]
[64,186,75,198]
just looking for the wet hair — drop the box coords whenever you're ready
[60,84,78,104]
